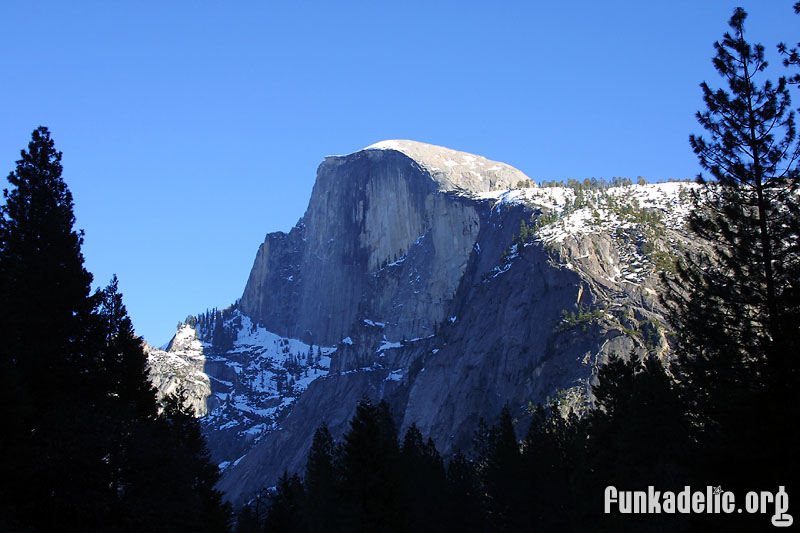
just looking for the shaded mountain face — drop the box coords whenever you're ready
[147,140,695,505]
[238,141,532,346]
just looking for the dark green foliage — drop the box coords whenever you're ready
[532,209,560,232]
[399,424,447,532]
[159,391,233,531]
[185,314,198,328]
[516,219,533,244]
[443,452,483,533]
[660,7,800,527]
[539,176,633,190]
[304,423,342,531]
[557,304,605,333]
[255,402,488,533]
[212,310,236,353]
[263,473,305,533]
[589,355,687,488]
[674,6,800,369]
[479,405,525,531]
[0,128,231,531]
[778,1,800,85]
[338,399,404,531]
[520,403,582,531]
[0,127,106,529]
[99,275,159,421]
[666,3,800,464]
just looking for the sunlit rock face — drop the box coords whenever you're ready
[240,141,531,347]
[150,140,697,506]
[146,325,210,416]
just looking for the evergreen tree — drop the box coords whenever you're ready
[155,391,233,532]
[304,422,342,531]
[479,405,525,532]
[338,399,405,532]
[0,128,232,531]
[520,402,581,531]
[576,354,689,531]
[662,7,800,522]
[213,310,234,353]
[399,424,447,532]
[99,275,158,421]
[443,452,484,533]
[263,472,305,533]
[0,127,107,529]
[778,2,800,85]
[670,7,800,392]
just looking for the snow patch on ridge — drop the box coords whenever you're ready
[147,310,337,473]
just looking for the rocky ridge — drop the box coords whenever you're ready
[147,140,696,505]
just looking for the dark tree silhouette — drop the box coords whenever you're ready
[662,6,800,523]
[338,399,405,532]
[304,422,342,531]
[443,452,484,533]
[778,2,800,85]
[0,128,231,531]
[262,472,305,533]
[478,405,526,532]
[669,6,800,396]
[399,424,447,532]
[0,126,107,529]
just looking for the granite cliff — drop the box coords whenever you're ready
[147,140,694,505]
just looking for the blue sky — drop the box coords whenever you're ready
[2,1,798,345]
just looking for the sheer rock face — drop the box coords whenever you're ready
[152,141,695,506]
[240,141,528,346]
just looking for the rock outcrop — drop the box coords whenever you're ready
[239,140,532,346]
[148,140,695,506]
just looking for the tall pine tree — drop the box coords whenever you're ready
[0,127,232,531]
[670,6,800,390]
[664,6,800,506]
[0,126,107,529]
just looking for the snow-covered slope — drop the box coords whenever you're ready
[478,182,693,242]
[477,181,696,284]
[149,141,700,505]
[147,309,335,471]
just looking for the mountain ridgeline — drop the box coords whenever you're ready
[147,140,694,505]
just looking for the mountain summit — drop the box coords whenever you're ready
[148,141,694,505]
[239,140,532,347]
[363,140,533,193]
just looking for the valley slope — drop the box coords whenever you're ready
[147,140,694,505]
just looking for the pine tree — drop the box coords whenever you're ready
[519,403,575,531]
[0,126,107,529]
[663,6,800,515]
[399,424,446,532]
[670,7,800,387]
[479,405,524,531]
[0,128,232,531]
[99,275,158,420]
[155,391,233,532]
[339,399,404,531]
[778,2,800,85]
[443,452,484,533]
[263,472,305,533]
[576,354,689,530]
[304,423,342,532]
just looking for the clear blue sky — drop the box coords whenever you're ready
[2,1,798,345]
